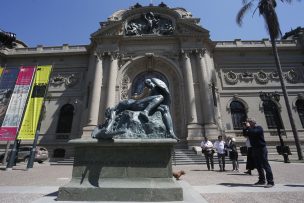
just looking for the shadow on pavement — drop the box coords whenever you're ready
[226,173,251,176]
[45,191,58,197]
[218,183,264,187]
[190,169,209,172]
[285,184,304,187]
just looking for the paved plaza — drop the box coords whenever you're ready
[0,160,304,203]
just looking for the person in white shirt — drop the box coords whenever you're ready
[201,137,214,171]
[214,135,226,172]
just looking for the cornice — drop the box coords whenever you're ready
[2,45,89,57]
[214,39,299,51]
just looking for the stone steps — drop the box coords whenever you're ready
[50,146,304,166]
[50,148,246,166]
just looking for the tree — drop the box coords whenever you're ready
[236,0,303,160]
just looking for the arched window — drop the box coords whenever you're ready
[296,100,304,128]
[263,100,283,129]
[131,71,168,95]
[230,101,247,130]
[53,148,66,158]
[56,104,74,133]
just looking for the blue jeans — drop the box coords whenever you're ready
[252,147,274,184]
[217,153,225,171]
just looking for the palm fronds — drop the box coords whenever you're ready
[236,0,300,39]
[236,1,255,26]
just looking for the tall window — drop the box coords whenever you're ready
[263,100,283,129]
[56,104,74,133]
[230,101,247,130]
[296,100,304,128]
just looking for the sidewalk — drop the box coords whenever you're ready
[0,161,304,203]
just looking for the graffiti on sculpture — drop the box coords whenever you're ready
[125,12,174,36]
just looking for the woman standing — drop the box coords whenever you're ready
[228,137,239,172]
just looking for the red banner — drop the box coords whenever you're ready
[0,67,35,141]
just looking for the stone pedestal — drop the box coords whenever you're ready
[57,138,183,201]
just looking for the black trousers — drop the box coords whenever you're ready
[246,147,255,170]
[252,147,274,184]
[204,151,214,170]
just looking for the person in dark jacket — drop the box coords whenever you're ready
[244,136,255,175]
[228,137,239,172]
[243,118,274,188]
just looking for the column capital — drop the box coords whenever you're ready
[180,49,191,59]
[95,51,121,61]
[194,48,207,58]
[109,52,120,61]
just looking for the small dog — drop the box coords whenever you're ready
[173,170,185,180]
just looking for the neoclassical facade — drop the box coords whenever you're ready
[1,4,304,159]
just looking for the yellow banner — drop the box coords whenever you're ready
[18,65,52,140]
[0,67,3,76]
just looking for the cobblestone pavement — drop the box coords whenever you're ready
[0,160,304,203]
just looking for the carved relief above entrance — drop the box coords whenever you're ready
[125,12,174,36]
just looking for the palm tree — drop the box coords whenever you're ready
[236,0,303,160]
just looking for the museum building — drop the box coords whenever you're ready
[1,3,304,160]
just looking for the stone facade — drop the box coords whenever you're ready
[1,4,303,159]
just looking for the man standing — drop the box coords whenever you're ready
[201,137,214,171]
[243,118,274,187]
[214,135,226,172]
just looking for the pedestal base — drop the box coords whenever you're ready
[59,178,182,201]
[57,138,183,202]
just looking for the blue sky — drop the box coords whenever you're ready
[1,0,303,47]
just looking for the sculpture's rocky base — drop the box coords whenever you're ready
[57,138,183,202]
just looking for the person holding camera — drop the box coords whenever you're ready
[243,118,274,188]
[201,137,214,171]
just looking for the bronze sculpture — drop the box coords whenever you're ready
[91,78,178,140]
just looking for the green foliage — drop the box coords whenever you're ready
[236,0,298,39]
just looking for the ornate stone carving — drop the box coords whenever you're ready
[125,12,174,36]
[259,91,280,102]
[270,71,280,81]
[240,71,254,82]
[120,75,130,100]
[285,69,299,83]
[224,71,238,85]
[255,70,269,84]
[50,73,79,87]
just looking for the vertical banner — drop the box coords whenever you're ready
[0,68,20,127]
[0,67,3,77]
[18,65,52,140]
[0,67,36,141]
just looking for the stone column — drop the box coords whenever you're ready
[105,52,119,109]
[181,50,203,140]
[196,49,218,138]
[82,54,103,138]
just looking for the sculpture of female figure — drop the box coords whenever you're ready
[92,78,178,140]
